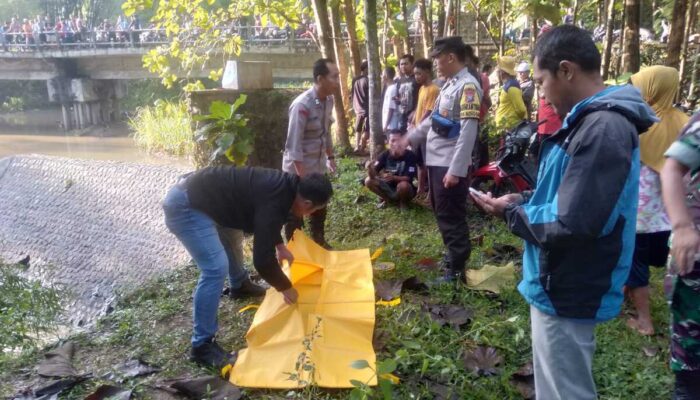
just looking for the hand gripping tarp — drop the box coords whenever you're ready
[230,231,377,388]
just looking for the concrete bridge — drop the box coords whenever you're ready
[0,44,320,130]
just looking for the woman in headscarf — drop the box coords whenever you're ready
[626,66,689,335]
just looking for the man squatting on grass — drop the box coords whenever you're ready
[472,25,657,399]
[162,166,333,369]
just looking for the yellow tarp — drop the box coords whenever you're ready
[230,231,377,388]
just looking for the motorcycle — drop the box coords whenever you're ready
[470,120,540,196]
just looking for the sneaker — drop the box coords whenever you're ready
[228,279,266,299]
[190,339,237,369]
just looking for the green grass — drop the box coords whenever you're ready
[129,99,195,157]
[0,157,673,399]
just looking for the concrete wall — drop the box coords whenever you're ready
[0,155,191,327]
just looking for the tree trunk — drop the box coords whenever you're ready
[418,0,432,57]
[444,0,453,36]
[365,0,384,160]
[530,14,537,53]
[688,52,699,110]
[499,0,506,56]
[311,0,350,149]
[598,0,606,26]
[475,1,480,56]
[678,0,697,100]
[602,0,617,80]
[382,0,391,62]
[329,1,353,150]
[468,0,500,50]
[343,0,363,77]
[400,0,411,54]
[622,0,641,73]
[667,0,688,69]
[437,0,446,38]
[573,0,580,26]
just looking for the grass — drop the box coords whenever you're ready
[0,157,673,399]
[129,99,195,157]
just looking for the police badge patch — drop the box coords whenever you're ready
[459,83,481,120]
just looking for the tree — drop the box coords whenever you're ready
[311,0,351,149]
[342,0,363,76]
[622,0,641,73]
[666,0,688,69]
[400,0,411,54]
[329,0,352,150]
[418,0,433,57]
[602,0,617,80]
[364,0,384,160]
[678,0,697,99]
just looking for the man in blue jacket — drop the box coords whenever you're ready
[472,25,657,399]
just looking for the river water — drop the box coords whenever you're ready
[0,108,190,166]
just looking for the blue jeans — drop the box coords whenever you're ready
[162,185,249,346]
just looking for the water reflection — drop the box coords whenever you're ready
[0,108,189,166]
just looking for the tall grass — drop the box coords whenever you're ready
[129,100,195,157]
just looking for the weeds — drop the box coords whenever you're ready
[129,99,194,157]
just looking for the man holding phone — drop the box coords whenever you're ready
[471,26,657,399]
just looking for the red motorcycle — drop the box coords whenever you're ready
[471,120,540,196]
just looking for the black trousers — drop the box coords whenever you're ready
[428,166,471,273]
[284,206,327,243]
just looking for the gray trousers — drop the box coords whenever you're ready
[531,305,597,400]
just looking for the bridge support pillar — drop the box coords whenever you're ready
[47,78,126,131]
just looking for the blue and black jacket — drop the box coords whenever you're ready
[504,85,658,321]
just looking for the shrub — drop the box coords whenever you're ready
[0,263,62,352]
[129,99,195,157]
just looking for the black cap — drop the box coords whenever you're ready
[429,36,466,58]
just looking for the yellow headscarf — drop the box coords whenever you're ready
[631,66,689,172]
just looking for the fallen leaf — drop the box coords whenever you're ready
[370,247,384,261]
[470,235,484,246]
[424,304,474,328]
[376,297,402,307]
[37,342,78,378]
[427,380,458,400]
[373,261,395,272]
[401,276,428,293]
[33,374,92,398]
[115,359,161,381]
[375,279,403,301]
[169,376,242,400]
[512,361,533,378]
[415,257,438,270]
[510,379,536,399]
[373,329,391,351]
[466,263,516,294]
[84,385,131,400]
[379,373,400,384]
[642,346,659,357]
[463,346,502,376]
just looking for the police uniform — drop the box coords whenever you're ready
[282,87,334,247]
[411,37,482,278]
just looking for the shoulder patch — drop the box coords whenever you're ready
[460,82,481,120]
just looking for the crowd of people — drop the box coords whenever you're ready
[0,13,160,51]
[159,24,699,399]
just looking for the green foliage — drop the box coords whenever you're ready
[129,99,195,157]
[122,0,307,89]
[0,97,25,113]
[0,263,62,352]
[349,358,398,399]
[193,96,254,166]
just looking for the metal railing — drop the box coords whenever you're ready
[0,23,424,53]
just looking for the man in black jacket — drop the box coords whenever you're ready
[162,167,333,369]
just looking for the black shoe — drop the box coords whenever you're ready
[190,339,237,369]
[439,253,452,271]
[228,279,266,299]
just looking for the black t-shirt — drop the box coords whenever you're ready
[374,149,419,185]
[396,76,419,116]
[351,75,369,116]
[185,166,298,291]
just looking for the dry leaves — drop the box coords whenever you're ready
[462,346,502,376]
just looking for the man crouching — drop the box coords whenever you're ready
[364,130,419,210]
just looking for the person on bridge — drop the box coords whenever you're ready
[283,58,338,249]
[162,166,333,369]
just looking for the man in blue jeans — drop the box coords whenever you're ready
[163,166,333,369]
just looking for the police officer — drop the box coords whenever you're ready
[409,37,482,282]
[283,58,339,249]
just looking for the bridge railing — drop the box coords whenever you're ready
[0,24,424,53]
